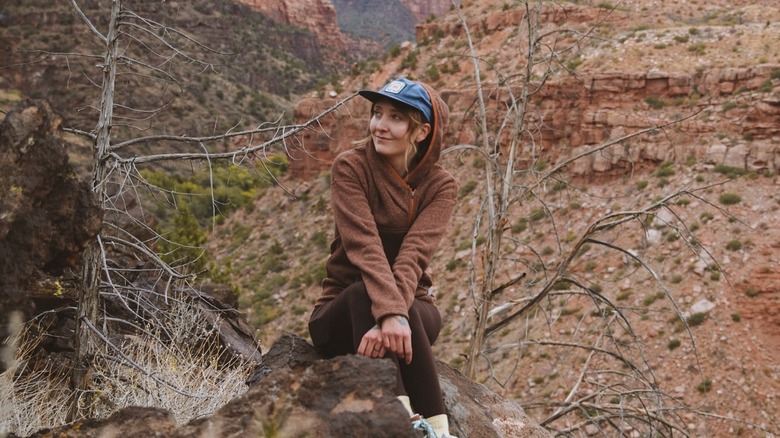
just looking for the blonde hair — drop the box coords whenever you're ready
[358,99,429,173]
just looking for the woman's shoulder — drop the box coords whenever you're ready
[331,146,370,180]
[333,146,368,166]
[429,164,457,187]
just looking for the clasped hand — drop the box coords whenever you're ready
[357,315,412,364]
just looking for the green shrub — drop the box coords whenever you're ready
[459,180,477,198]
[643,293,661,306]
[688,43,706,55]
[512,218,528,233]
[656,161,675,177]
[426,63,440,81]
[687,312,707,326]
[667,339,681,350]
[714,164,748,178]
[758,80,773,93]
[529,208,547,222]
[673,34,689,43]
[726,240,743,251]
[718,193,742,205]
[697,378,713,393]
[731,313,741,322]
[645,97,666,109]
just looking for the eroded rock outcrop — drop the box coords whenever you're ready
[239,0,383,59]
[289,65,780,179]
[0,99,102,371]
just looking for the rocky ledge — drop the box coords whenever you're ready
[23,333,551,437]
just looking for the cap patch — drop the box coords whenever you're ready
[384,80,406,94]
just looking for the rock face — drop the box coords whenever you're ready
[23,333,552,437]
[399,0,451,21]
[0,99,102,371]
[240,0,343,50]
[289,65,780,179]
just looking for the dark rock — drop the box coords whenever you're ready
[0,99,102,371]
[25,333,552,437]
[27,406,177,438]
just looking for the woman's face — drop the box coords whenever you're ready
[370,100,429,167]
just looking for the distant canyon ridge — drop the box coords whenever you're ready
[239,0,451,51]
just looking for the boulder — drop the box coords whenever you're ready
[24,333,552,437]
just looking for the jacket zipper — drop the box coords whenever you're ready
[408,188,415,226]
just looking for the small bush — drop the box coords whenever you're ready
[459,180,477,198]
[656,161,675,177]
[688,43,706,55]
[512,218,528,233]
[718,193,742,205]
[714,164,748,178]
[645,96,666,109]
[697,378,713,393]
[731,313,741,322]
[726,240,743,251]
[529,208,547,222]
[687,312,707,326]
[667,339,681,350]
[643,293,660,306]
[745,287,759,297]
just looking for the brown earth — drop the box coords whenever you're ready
[210,0,780,435]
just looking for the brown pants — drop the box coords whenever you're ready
[308,281,445,418]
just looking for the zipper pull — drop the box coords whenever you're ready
[408,189,416,226]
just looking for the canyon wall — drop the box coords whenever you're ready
[398,0,451,21]
[239,0,346,52]
[290,66,780,179]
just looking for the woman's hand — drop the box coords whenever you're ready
[358,325,386,359]
[380,315,412,364]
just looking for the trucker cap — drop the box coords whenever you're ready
[358,78,433,123]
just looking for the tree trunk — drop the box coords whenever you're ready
[68,0,120,422]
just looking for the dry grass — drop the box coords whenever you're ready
[1,301,253,437]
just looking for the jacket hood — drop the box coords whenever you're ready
[405,81,449,188]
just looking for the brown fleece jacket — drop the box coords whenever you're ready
[314,82,457,322]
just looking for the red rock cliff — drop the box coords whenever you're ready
[399,0,451,21]
[238,0,366,57]
[290,66,780,179]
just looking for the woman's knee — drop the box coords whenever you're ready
[341,281,371,307]
[409,300,441,343]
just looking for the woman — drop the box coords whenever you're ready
[308,77,457,437]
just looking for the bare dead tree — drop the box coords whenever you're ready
[445,0,770,435]
[56,0,353,422]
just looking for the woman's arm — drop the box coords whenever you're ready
[330,156,408,320]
